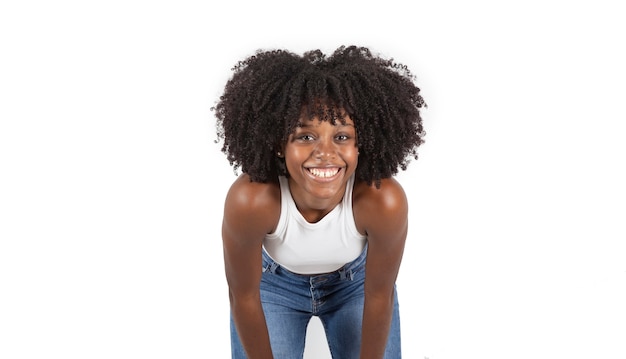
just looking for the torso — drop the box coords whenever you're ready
[262,175,367,274]
[227,173,403,273]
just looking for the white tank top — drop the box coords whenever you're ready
[263,174,367,274]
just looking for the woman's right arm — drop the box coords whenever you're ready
[222,174,280,359]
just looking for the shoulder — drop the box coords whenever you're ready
[223,173,281,235]
[353,177,408,214]
[352,177,408,235]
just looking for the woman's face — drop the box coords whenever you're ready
[283,114,359,209]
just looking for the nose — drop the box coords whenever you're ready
[314,138,336,160]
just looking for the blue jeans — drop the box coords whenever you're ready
[230,247,402,358]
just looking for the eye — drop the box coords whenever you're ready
[335,134,351,141]
[297,134,315,141]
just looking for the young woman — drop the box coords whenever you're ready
[213,45,426,358]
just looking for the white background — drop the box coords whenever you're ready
[1,1,625,358]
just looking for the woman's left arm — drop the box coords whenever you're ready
[354,178,409,359]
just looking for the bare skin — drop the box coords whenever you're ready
[222,115,408,358]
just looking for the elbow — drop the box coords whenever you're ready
[228,287,261,309]
[364,287,396,307]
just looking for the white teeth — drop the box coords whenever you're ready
[308,168,340,178]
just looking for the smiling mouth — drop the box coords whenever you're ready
[307,167,342,178]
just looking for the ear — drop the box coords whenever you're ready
[275,144,285,158]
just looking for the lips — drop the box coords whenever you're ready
[306,167,341,178]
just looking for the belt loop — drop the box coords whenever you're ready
[339,267,347,280]
[263,260,279,274]
[338,267,354,281]
[268,261,279,274]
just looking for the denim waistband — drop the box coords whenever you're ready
[262,244,368,281]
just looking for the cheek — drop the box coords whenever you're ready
[341,148,360,166]
[285,147,309,162]
[283,148,307,172]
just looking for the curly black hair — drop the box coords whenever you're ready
[212,45,426,187]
